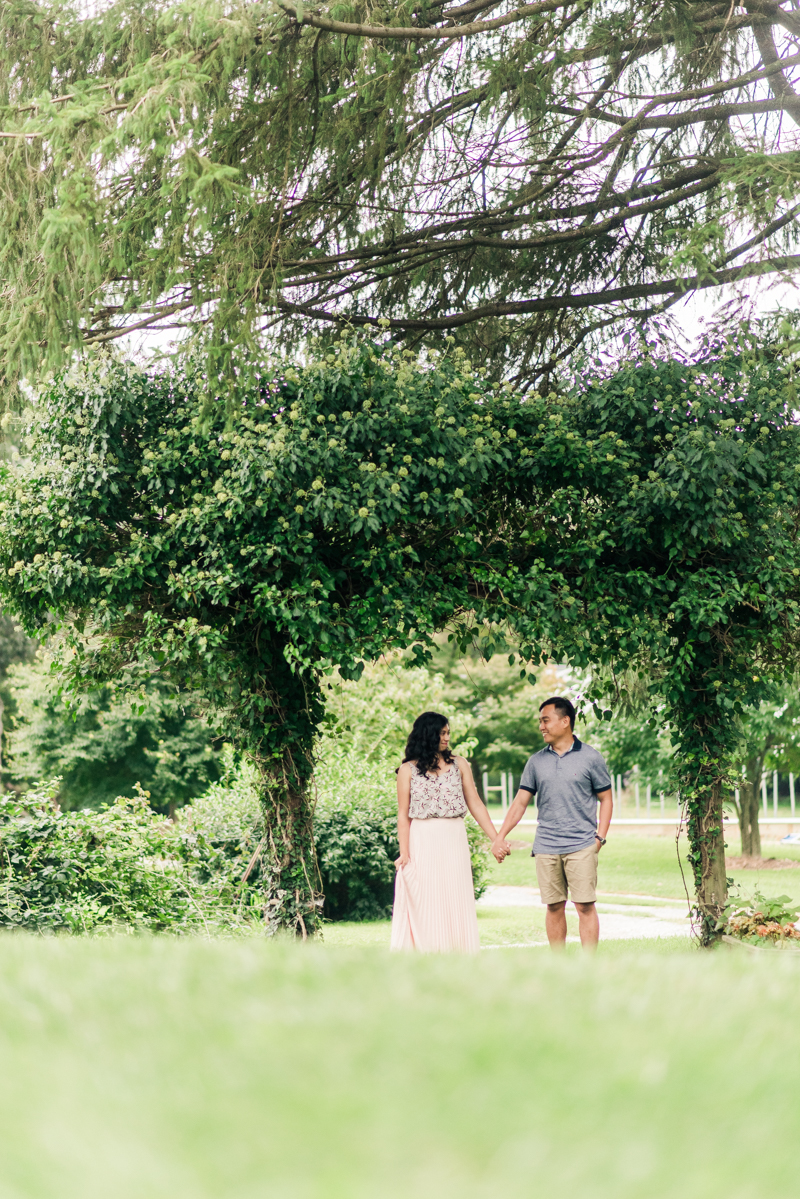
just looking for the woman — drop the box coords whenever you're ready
[390,711,507,953]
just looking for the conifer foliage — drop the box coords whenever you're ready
[3,1,800,392]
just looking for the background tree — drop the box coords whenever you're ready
[4,1,800,393]
[582,708,675,801]
[324,641,555,784]
[2,335,800,942]
[5,661,220,813]
[730,681,800,857]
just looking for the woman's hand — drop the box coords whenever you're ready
[492,837,511,863]
[395,853,410,870]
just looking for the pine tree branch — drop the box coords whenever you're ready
[276,0,573,40]
[552,98,800,129]
[82,302,195,345]
[281,164,720,270]
[274,255,800,331]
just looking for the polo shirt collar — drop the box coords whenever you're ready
[546,736,582,755]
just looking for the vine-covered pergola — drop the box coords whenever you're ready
[1,336,798,942]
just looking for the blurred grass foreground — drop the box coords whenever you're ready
[0,935,796,1198]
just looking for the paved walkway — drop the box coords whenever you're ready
[478,885,692,943]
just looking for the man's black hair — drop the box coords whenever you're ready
[539,696,576,730]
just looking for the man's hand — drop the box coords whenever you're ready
[492,838,511,863]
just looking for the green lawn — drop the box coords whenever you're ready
[490,831,800,902]
[325,904,558,947]
[0,935,798,1197]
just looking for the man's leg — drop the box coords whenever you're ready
[545,901,568,948]
[564,846,600,949]
[535,854,569,948]
[574,901,599,949]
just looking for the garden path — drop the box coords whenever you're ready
[478,885,692,944]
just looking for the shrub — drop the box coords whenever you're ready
[0,783,200,933]
[173,754,268,924]
[183,744,493,923]
[0,768,269,935]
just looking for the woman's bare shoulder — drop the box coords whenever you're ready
[397,759,415,775]
[453,755,472,774]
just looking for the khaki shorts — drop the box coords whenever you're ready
[535,844,598,905]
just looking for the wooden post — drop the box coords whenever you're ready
[773,770,779,816]
[762,773,768,815]
[646,783,651,816]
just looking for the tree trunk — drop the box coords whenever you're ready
[237,659,325,937]
[688,777,728,944]
[738,763,762,859]
[669,642,735,947]
[254,752,323,938]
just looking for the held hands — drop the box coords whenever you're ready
[492,837,512,863]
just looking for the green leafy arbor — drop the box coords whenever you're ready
[0,339,798,942]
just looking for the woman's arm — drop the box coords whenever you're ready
[456,757,508,863]
[396,762,412,868]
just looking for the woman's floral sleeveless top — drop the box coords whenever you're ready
[408,762,468,819]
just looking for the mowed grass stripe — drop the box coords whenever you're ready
[0,936,795,1198]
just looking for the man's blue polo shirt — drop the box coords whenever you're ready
[518,737,612,855]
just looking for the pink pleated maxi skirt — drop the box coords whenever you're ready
[390,816,480,953]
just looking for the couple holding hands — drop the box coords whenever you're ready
[390,698,614,952]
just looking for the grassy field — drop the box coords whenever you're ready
[0,836,797,1195]
[0,935,798,1197]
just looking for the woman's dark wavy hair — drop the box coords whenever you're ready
[403,711,453,777]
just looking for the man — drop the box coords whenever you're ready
[493,696,613,949]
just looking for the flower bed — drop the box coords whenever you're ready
[723,891,800,948]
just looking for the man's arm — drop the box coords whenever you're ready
[494,788,534,849]
[596,789,613,846]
